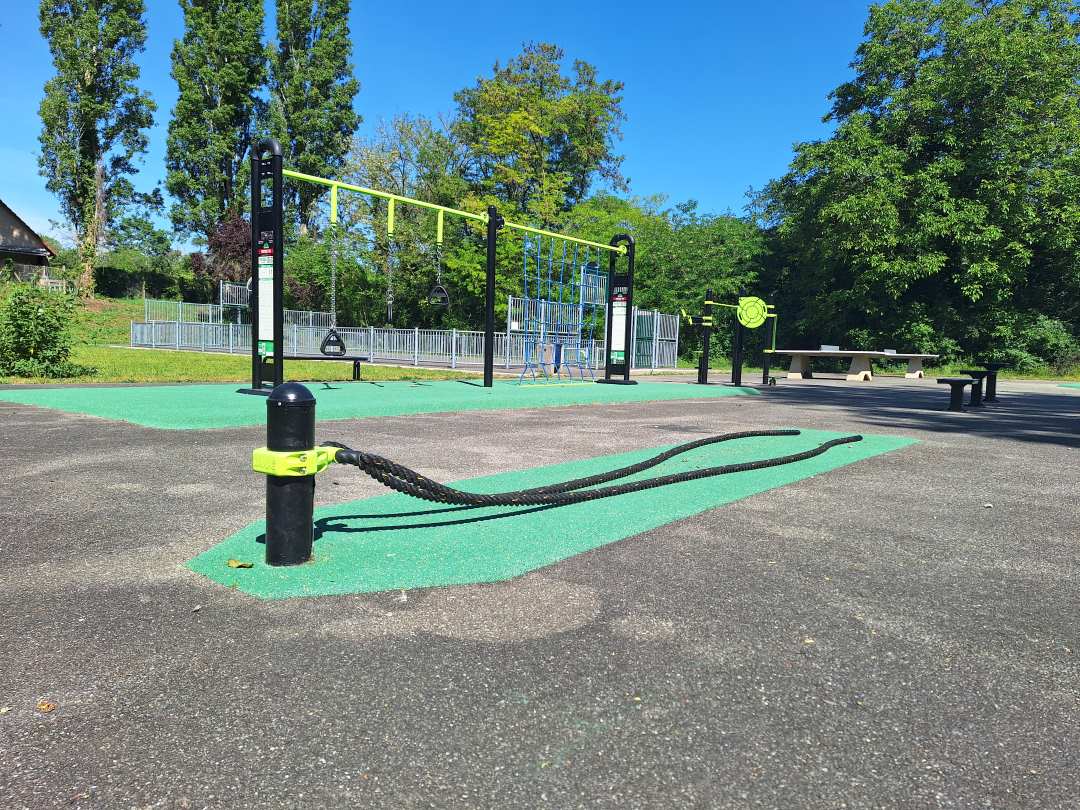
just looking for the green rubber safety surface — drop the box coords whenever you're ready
[189,429,916,599]
[1058,383,1080,389]
[0,380,757,430]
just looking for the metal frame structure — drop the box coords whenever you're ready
[243,138,632,393]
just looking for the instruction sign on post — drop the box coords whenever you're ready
[609,285,628,364]
[257,231,275,357]
[244,139,285,394]
[598,234,637,385]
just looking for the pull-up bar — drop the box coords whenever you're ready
[242,138,635,395]
[282,167,625,254]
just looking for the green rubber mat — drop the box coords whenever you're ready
[0,380,756,430]
[1059,383,1080,389]
[189,429,916,598]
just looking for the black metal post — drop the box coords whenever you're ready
[597,234,637,385]
[484,206,503,388]
[730,288,748,387]
[762,316,776,384]
[697,288,713,385]
[983,362,1004,402]
[264,382,316,566]
[731,327,744,388]
[244,138,284,395]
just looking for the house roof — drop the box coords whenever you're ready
[0,198,57,258]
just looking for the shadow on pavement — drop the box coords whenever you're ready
[757,380,1080,448]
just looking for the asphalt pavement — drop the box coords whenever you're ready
[1,375,1077,809]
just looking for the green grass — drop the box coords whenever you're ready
[1,345,476,385]
[70,296,146,345]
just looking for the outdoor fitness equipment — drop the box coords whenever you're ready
[427,211,450,308]
[251,382,864,566]
[682,290,778,386]
[244,138,634,393]
[518,233,606,382]
[319,211,347,357]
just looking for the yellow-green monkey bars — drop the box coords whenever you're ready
[244,138,635,392]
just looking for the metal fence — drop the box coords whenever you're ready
[130,321,679,370]
[130,322,618,369]
[219,281,249,308]
[506,297,679,369]
[143,298,334,328]
[132,298,678,370]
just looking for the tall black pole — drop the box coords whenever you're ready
[484,206,503,388]
[597,234,636,385]
[246,138,283,394]
[762,316,776,384]
[731,288,746,387]
[698,288,713,385]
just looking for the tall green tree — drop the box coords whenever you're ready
[165,0,265,244]
[268,0,361,233]
[454,42,627,223]
[759,0,1080,366]
[37,0,156,295]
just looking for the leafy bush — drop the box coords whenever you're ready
[985,313,1080,374]
[0,284,93,378]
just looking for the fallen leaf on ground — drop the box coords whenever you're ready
[227,559,254,569]
[36,700,57,713]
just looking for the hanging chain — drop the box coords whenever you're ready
[329,223,338,327]
[385,236,395,323]
[434,240,443,287]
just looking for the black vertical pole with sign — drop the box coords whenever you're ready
[597,234,636,385]
[242,138,284,395]
[697,288,714,385]
[484,205,503,388]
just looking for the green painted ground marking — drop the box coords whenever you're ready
[189,429,916,598]
[1059,383,1080,390]
[0,380,756,430]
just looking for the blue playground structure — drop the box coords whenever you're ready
[518,233,607,383]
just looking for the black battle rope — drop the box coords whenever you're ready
[323,430,863,508]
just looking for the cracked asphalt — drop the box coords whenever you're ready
[1,375,1077,809]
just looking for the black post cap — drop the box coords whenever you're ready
[267,382,315,408]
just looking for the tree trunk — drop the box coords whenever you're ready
[77,160,106,298]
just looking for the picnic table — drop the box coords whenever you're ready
[766,349,940,381]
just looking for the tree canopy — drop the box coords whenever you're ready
[37,0,157,295]
[268,0,361,233]
[165,0,266,244]
[453,43,627,223]
[758,0,1080,368]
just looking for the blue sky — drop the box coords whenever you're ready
[1,0,873,243]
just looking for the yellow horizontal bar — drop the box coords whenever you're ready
[284,168,625,253]
[283,169,487,223]
[502,220,625,253]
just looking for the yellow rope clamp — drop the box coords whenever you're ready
[252,446,339,477]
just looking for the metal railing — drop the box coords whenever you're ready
[130,318,682,370]
[143,298,334,329]
[130,322,624,370]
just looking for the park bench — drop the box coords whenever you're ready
[768,348,940,381]
[266,354,370,381]
[937,377,976,411]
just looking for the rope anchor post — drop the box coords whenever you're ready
[259,383,320,566]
